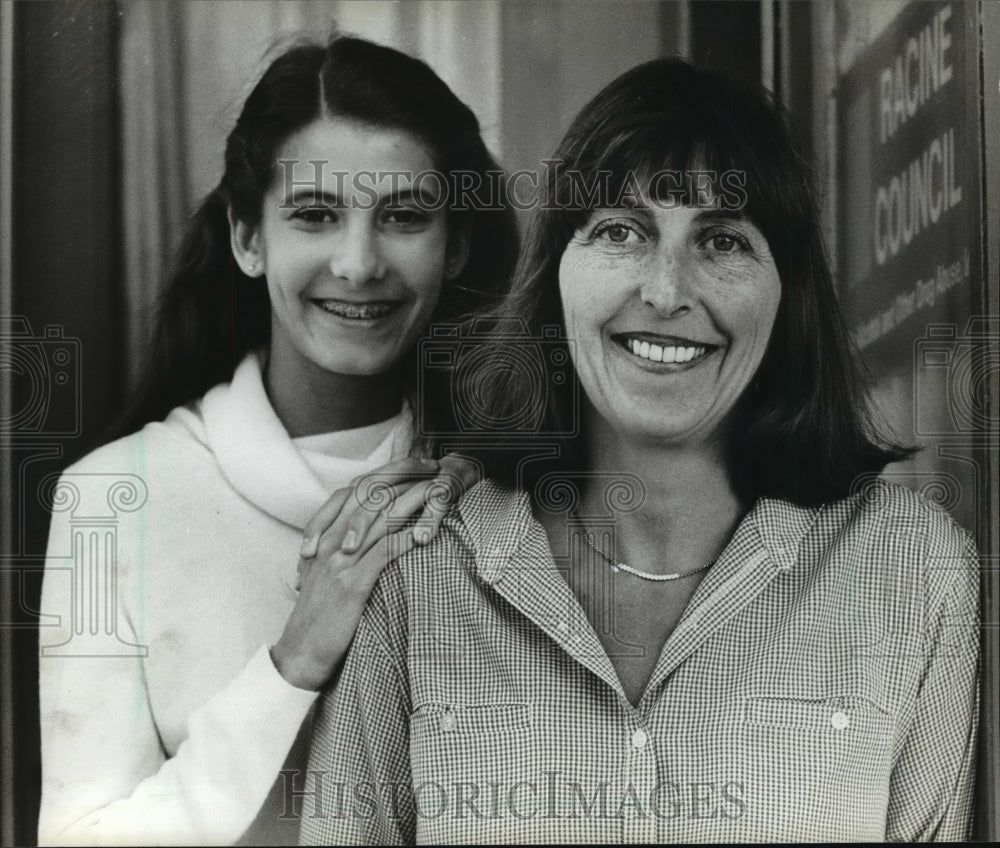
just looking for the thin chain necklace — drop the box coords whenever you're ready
[571,510,717,582]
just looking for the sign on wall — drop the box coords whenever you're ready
[838,0,981,365]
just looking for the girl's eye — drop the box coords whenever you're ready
[383,208,428,228]
[293,206,338,225]
[591,220,644,245]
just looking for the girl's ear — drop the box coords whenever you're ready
[228,206,265,278]
[444,229,471,281]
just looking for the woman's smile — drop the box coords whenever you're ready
[610,331,719,369]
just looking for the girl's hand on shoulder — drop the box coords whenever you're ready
[271,513,415,692]
[300,452,481,559]
[271,453,481,691]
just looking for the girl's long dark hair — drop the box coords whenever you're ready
[113,35,518,442]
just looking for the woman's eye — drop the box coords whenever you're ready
[591,220,643,245]
[703,229,751,254]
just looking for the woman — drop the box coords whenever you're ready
[38,35,518,845]
[300,58,979,843]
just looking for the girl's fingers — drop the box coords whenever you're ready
[339,464,443,554]
[438,452,483,498]
[310,457,438,553]
[346,481,434,556]
[338,477,407,554]
[301,487,354,558]
[301,458,438,557]
[413,474,458,545]
[413,454,483,545]
[370,525,420,574]
[300,453,476,564]
[294,555,314,592]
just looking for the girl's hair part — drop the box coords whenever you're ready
[112,35,518,440]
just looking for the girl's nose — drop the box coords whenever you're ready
[328,222,385,286]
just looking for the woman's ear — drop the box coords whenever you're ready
[227,206,265,278]
[444,229,471,281]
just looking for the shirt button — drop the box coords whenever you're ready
[631,728,649,749]
[830,711,850,731]
[440,711,457,732]
[557,620,569,634]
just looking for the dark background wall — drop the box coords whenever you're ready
[4,3,122,845]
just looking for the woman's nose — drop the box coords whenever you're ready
[328,222,385,286]
[639,247,692,316]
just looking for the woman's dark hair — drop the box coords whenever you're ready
[467,57,911,506]
[114,35,518,440]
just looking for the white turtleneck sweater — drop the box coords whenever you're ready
[38,354,415,846]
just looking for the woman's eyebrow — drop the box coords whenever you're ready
[590,202,655,219]
[693,209,748,225]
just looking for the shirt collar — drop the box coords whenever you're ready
[453,480,534,584]
[748,496,824,571]
[454,479,823,582]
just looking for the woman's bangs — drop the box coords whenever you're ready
[582,117,781,223]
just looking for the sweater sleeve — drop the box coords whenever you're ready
[37,475,318,846]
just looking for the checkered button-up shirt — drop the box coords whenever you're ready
[299,479,979,844]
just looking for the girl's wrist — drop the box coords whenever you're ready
[269,641,325,692]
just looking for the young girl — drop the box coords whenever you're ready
[38,35,518,845]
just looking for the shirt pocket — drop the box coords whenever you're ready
[737,694,894,840]
[410,700,532,737]
[742,694,892,735]
[408,702,534,842]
